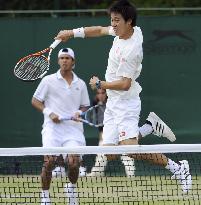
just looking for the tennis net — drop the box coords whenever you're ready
[0,144,200,204]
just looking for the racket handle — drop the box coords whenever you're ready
[50,39,61,49]
[59,116,72,121]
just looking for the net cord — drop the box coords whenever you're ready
[0,144,200,156]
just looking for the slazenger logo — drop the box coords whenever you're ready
[144,29,196,55]
[120,131,126,137]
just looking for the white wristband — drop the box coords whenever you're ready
[73,27,85,38]
[43,107,53,116]
[108,26,116,36]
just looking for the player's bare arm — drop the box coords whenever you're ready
[84,26,110,37]
[55,26,110,42]
[89,76,132,91]
[31,97,45,113]
[31,97,60,123]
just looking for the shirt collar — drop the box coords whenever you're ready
[56,70,79,83]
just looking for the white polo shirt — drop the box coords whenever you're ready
[106,26,143,99]
[33,70,90,134]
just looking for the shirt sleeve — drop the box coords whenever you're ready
[116,45,143,79]
[33,78,49,102]
[80,82,90,107]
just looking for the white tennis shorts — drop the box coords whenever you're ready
[42,122,86,147]
[102,96,141,145]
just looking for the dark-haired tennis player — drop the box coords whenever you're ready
[32,48,90,205]
[55,0,192,194]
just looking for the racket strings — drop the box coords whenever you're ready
[85,105,105,127]
[15,56,48,81]
[95,105,105,125]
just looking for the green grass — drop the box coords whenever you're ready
[0,175,200,204]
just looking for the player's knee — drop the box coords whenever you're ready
[43,156,55,167]
[68,156,80,168]
[106,154,119,161]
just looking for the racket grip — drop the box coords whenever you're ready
[59,116,72,121]
[50,39,61,49]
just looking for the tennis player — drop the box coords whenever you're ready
[55,0,192,193]
[32,48,90,205]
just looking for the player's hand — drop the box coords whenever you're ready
[89,76,99,90]
[49,113,61,123]
[55,30,73,42]
[72,111,82,122]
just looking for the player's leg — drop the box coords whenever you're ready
[117,97,191,193]
[41,129,59,205]
[79,157,86,177]
[66,154,80,183]
[88,108,119,176]
[99,112,120,162]
[120,138,192,193]
[87,154,107,177]
[139,113,191,192]
[87,134,108,177]
[63,139,85,205]
[41,155,57,205]
[120,154,135,177]
[64,154,80,205]
[115,97,142,177]
[137,149,192,193]
[139,112,176,142]
[65,154,80,205]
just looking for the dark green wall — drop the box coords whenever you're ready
[1,15,201,147]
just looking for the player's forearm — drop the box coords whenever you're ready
[101,78,132,91]
[84,26,109,37]
[55,26,110,41]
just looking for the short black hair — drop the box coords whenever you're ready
[61,48,69,52]
[109,0,137,27]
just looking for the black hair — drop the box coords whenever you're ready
[61,48,69,53]
[109,0,137,26]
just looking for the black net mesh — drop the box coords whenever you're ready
[0,152,200,204]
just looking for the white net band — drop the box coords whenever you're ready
[0,144,201,156]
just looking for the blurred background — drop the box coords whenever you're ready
[1,0,201,147]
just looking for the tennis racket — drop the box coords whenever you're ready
[14,39,61,81]
[59,104,106,128]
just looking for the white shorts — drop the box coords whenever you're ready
[62,140,84,160]
[102,96,141,145]
[42,122,86,147]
